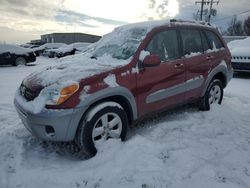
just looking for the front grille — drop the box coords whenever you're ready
[20,84,39,101]
[232,56,250,60]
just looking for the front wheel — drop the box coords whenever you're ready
[75,102,128,158]
[14,57,26,66]
[199,79,223,111]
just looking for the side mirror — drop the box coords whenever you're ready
[142,55,161,67]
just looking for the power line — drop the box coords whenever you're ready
[213,10,250,23]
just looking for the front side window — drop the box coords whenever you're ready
[145,30,179,62]
[204,30,224,49]
[180,29,203,55]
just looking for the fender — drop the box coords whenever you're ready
[64,86,138,140]
[77,86,138,121]
[201,60,232,96]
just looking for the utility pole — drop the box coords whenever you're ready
[200,0,205,21]
[195,0,206,21]
[207,0,220,23]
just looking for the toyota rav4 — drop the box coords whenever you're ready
[14,19,233,157]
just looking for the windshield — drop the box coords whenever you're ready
[88,26,147,60]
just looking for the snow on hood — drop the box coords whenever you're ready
[25,53,129,87]
[0,44,33,55]
[18,53,130,113]
[228,37,250,56]
[23,22,153,89]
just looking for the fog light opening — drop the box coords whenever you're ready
[45,126,55,137]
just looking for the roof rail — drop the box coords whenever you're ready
[170,19,211,26]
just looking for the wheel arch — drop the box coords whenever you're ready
[202,61,229,96]
[66,87,137,141]
[83,95,135,125]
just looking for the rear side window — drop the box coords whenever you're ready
[204,30,224,49]
[146,29,179,62]
[180,29,203,55]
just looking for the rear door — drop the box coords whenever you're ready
[136,29,186,117]
[179,28,212,101]
[203,29,228,69]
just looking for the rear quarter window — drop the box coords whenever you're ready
[204,30,224,50]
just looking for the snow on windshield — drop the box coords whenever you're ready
[89,26,148,60]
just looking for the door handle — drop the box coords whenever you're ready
[174,63,184,69]
[206,56,214,60]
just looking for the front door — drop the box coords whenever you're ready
[136,29,186,117]
[179,28,212,101]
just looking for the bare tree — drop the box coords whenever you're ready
[227,16,244,36]
[243,16,250,36]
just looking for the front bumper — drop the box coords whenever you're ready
[27,54,36,63]
[14,98,84,142]
[227,67,234,83]
[232,62,250,72]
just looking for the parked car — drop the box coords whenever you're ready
[43,42,90,58]
[55,42,91,58]
[14,19,233,158]
[21,43,44,49]
[228,37,250,72]
[0,44,36,66]
[32,43,65,56]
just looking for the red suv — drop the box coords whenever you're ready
[14,19,233,157]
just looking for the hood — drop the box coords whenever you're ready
[230,47,249,57]
[228,37,250,57]
[23,53,130,90]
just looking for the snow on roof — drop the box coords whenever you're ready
[33,43,66,51]
[53,42,90,53]
[114,19,213,33]
[0,44,33,55]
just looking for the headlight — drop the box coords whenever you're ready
[46,83,79,105]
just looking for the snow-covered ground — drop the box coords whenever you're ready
[0,57,250,188]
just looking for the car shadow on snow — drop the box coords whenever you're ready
[127,104,198,139]
[21,135,88,161]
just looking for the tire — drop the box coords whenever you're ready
[75,103,128,158]
[14,57,26,66]
[199,79,223,111]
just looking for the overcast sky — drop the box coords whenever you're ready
[0,0,249,44]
